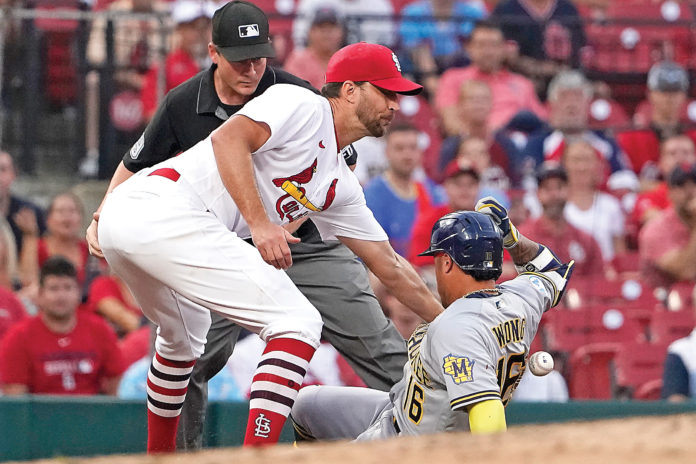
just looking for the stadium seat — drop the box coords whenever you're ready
[649,309,695,345]
[251,0,298,63]
[567,277,650,306]
[34,0,81,106]
[588,97,630,130]
[545,306,644,354]
[613,341,669,398]
[567,342,620,399]
[584,0,695,74]
[611,251,641,275]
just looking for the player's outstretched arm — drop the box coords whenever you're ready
[467,399,507,434]
[86,161,137,258]
[211,116,300,270]
[337,237,443,322]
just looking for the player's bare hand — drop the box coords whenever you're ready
[86,212,104,258]
[13,207,39,237]
[283,216,308,236]
[251,222,300,270]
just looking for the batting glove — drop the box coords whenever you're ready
[475,196,519,249]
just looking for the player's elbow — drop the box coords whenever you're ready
[467,399,507,434]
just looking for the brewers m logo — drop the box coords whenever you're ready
[442,354,475,384]
[272,158,338,222]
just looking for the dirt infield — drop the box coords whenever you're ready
[24,414,696,464]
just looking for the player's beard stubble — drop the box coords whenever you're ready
[356,98,390,137]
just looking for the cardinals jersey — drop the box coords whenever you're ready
[130,84,386,243]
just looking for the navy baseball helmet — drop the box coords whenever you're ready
[418,211,503,272]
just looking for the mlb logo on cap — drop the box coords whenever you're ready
[239,24,259,38]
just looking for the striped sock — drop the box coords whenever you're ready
[146,352,195,453]
[243,337,316,446]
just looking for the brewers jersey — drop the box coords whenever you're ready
[388,270,561,436]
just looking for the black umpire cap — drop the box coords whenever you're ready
[212,1,276,62]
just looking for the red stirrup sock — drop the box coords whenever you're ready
[243,337,316,446]
[146,353,195,453]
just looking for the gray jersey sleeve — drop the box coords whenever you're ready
[426,315,501,410]
[499,259,574,316]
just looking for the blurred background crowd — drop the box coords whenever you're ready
[0,0,695,406]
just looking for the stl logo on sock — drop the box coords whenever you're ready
[254,413,272,438]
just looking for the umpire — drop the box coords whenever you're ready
[86,0,407,449]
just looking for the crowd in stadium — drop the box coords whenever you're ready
[0,0,694,405]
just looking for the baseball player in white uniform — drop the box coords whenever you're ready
[97,42,444,452]
[291,199,575,439]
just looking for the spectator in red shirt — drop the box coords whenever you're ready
[86,271,143,337]
[640,163,696,290]
[18,192,89,293]
[140,1,212,121]
[617,61,696,179]
[436,21,547,136]
[0,256,124,395]
[409,160,480,267]
[632,134,696,230]
[519,162,605,278]
[283,7,345,90]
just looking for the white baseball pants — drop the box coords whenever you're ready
[98,173,323,361]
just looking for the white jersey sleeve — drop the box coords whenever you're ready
[236,84,321,152]
[310,167,388,242]
[425,315,502,410]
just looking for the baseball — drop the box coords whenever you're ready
[528,351,554,376]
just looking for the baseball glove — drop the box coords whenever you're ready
[475,196,519,249]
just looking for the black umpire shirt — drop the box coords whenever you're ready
[122,64,358,248]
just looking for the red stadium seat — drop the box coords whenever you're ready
[583,0,696,74]
[614,342,669,397]
[545,306,644,354]
[649,309,695,345]
[588,97,630,130]
[565,276,657,309]
[250,0,299,64]
[567,342,620,399]
[611,251,641,275]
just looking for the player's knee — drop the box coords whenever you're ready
[261,307,323,348]
[290,385,321,440]
[155,333,206,360]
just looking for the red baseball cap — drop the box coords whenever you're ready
[443,159,480,181]
[325,43,423,96]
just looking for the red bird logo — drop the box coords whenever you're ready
[272,158,339,221]
[272,158,318,187]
